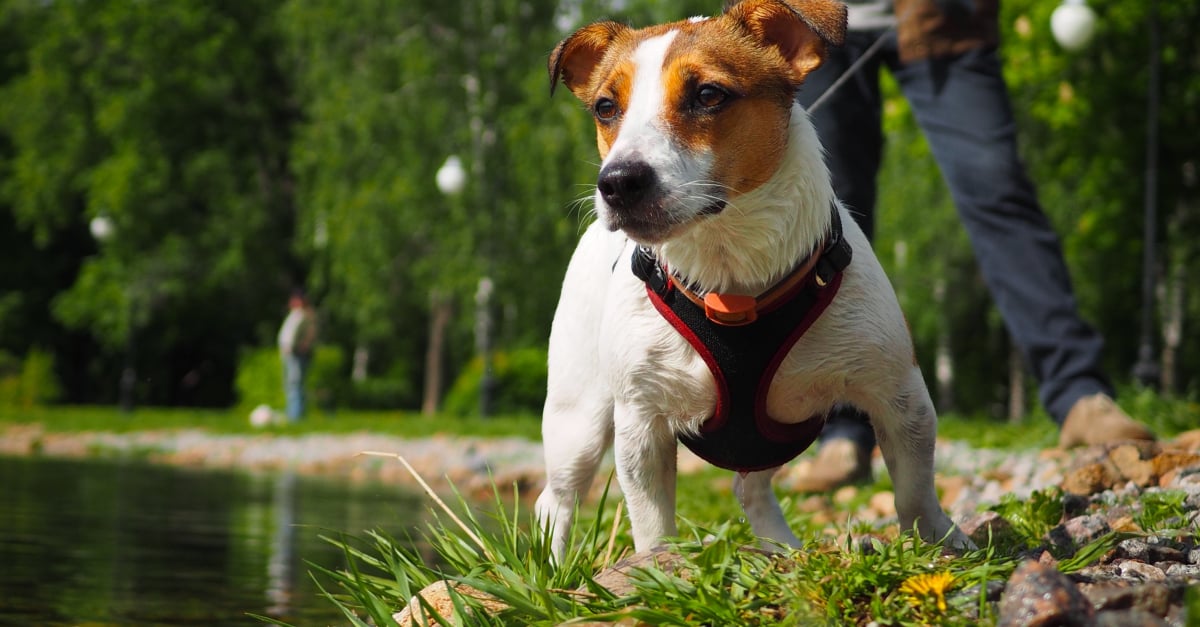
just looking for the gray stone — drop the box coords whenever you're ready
[1117,561,1167,582]
[1094,608,1169,627]
[997,561,1095,627]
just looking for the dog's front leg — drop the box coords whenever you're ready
[612,403,679,552]
[872,368,974,551]
[735,468,802,551]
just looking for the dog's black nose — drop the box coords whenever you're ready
[597,161,656,210]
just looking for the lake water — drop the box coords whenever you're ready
[0,456,431,626]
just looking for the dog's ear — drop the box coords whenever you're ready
[725,0,847,81]
[549,21,628,100]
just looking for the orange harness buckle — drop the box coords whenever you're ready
[703,293,758,326]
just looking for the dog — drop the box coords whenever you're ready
[535,0,971,559]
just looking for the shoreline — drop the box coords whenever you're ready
[0,423,549,497]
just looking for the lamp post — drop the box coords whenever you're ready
[89,215,137,412]
[436,155,496,417]
[1131,0,1162,388]
[1051,0,1161,387]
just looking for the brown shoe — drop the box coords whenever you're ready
[1058,393,1156,449]
[786,438,872,492]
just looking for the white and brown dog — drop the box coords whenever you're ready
[536,0,971,558]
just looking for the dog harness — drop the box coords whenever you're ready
[631,206,853,473]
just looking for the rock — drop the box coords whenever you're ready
[957,511,1019,547]
[997,560,1095,626]
[1094,608,1169,627]
[393,580,508,626]
[1109,445,1157,487]
[1078,581,1171,615]
[1168,429,1200,453]
[1047,514,1111,554]
[1151,451,1200,482]
[1114,538,1187,564]
[867,490,896,518]
[589,546,689,597]
[1063,461,1120,496]
[1117,561,1166,582]
[936,474,969,508]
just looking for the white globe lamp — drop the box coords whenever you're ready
[1051,0,1097,52]
[89,215,115,242]
[436,155,467,196]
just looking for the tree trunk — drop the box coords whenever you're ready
[352,344,370,383]
[1008,341,1025,423]
[422,291,453,416]
[1160,182,1192,394]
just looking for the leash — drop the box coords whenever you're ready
[804,0,931,114]
[806,26,894,114]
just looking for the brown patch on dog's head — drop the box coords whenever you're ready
[724,0,847,81]
[548,1,847,241]
[549,20,630,100]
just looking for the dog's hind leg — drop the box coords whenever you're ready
[870,367,974,551]
[735,468,802,551]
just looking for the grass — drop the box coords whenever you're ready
[1,383,1191,448]
[6,390,1197,624]
[284,469,1169,627]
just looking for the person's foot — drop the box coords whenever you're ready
[787,437,873,492]
[1058,393,1156,448]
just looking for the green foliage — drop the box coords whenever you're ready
[235,348,285,411]
[347,364,417,411]
[442,347,548,417]
[235,345,346,413]
[1135,490,1189,533]
[989,488,1064,549]
[305,477,1021,626]
[3,0,1200,409]
[0,348,62,408]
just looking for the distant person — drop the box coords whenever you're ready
[788,0,1155,491]
[277,290,318,422]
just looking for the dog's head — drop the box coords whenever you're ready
[550,0,846,244]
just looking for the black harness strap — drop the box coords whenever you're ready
[631,207,852,472]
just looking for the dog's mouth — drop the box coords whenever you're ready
[699,200,727,216]
[606,198,727,244]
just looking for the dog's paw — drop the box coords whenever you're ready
[940,526,977,554]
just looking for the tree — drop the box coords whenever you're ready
[0,0,296,405]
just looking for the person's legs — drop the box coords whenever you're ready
[788,30,891,491]
[283,354,307,422]
[892,46,1152,444]
[797,30,890,239]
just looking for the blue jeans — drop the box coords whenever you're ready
[796,33,1113,449]
[282,353,310,422]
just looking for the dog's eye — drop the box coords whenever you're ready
[594,97,618,121]
[695,84,729,109]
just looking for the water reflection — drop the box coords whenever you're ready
[266,471,297,617]
[0,456,426,625]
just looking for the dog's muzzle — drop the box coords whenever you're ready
[596,159,726,241]
[597,160,658,211]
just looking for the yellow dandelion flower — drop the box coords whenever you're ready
[899,571,956,612]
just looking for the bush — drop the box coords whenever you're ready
[348,360,416,410]
[235,345,346,413]
[442,347,548,417]
[0,348,63,408]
